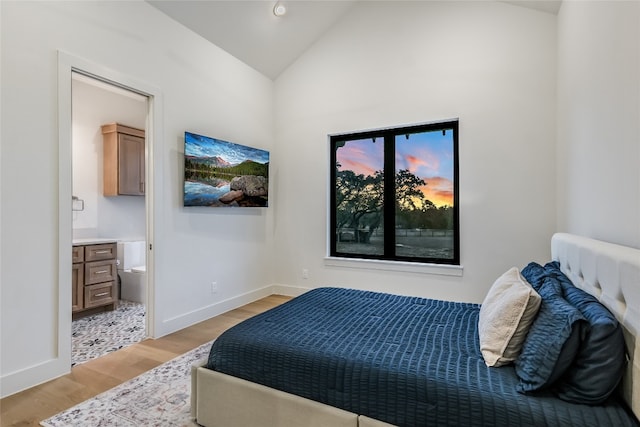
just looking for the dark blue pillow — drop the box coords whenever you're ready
[521,262,547,291]
[544,262,626,405]
[515,277,585,393]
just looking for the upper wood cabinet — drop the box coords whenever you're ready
[102,123,145,196]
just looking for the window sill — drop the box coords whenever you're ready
[324,257,463,277]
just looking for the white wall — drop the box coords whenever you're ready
[1,1,275,397]
[273,1,558,303]
[72,77,146,240]
[557,0,640,248]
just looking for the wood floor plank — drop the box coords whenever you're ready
[0,294,291,427]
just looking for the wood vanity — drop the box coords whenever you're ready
[72,240,118,319]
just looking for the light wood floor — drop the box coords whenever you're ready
[0,294,292,427]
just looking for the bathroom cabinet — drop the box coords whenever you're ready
[72,242,118,318]
[102,123,145,196]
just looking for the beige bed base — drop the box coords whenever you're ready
[190,363,391,427]
[191,233,640,426]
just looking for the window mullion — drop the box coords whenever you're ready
[383,132,396,259]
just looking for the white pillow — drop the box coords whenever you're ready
[479,267,541,367]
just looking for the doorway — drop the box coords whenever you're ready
[70,72,148,365]
[58,51,161,371]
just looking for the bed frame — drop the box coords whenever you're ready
[191,233,640,427]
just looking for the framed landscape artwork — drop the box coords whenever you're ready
[184,131,269,207]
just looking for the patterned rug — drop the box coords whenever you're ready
[41,340,213,427]
[72,300,146,366]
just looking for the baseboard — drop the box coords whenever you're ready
[156,284,310,338]
[270,284,311,297]
[1,356,70,399]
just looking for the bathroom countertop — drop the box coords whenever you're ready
[72,238,118,246]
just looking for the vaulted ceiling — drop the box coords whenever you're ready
[147,1,562,80]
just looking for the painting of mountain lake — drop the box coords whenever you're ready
[184,131,269,207]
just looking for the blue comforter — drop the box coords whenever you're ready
[207,287,638,426]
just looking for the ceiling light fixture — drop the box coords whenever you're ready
[273,2,287,17]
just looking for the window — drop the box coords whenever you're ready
[330,120,459,265]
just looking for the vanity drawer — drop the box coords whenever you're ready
[84,259,117,285]
[84,282,115,309]
[84,243,117,262]
[72,246,84,263]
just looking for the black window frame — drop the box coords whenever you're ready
[329,120,460,265]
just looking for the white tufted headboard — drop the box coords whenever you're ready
[552,233,640,420]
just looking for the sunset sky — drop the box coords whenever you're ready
[336,129,454,207]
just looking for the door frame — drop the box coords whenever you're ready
[58,51,163,367]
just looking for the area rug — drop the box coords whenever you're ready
[72,300,146,366]
[41,340,213,427]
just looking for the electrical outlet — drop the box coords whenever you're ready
[211,281,218,294]
[302,269,309,279]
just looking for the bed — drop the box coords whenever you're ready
[191,233,640,426]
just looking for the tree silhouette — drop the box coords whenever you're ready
[395,169,426,210]
[335,169,383,242]
[336,165,452,244]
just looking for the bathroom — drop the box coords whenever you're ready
[71,72,148,365]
